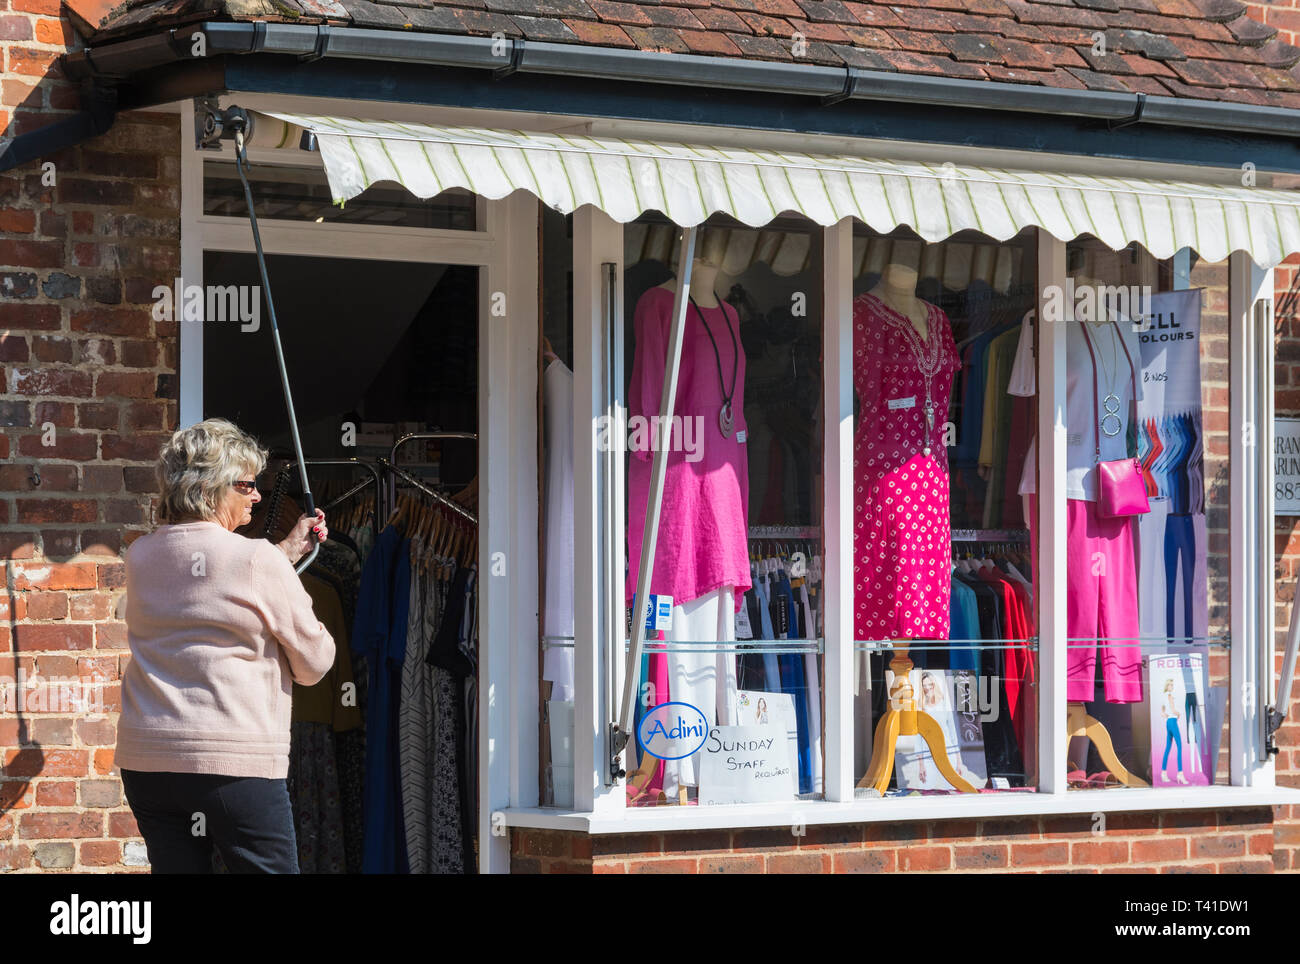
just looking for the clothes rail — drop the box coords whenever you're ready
[284,457,384,538]
[380,457,478,526]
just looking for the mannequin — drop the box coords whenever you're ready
[626,227,748,802]
[1009,259,1149,788]
[852,239,971,793]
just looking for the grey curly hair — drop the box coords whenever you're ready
[156,418,268,523]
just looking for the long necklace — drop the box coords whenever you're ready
[690,293,740,439]
[877,295,943,456]
[1089,320,1124,437]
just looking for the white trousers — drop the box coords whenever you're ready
[663,586,738,796]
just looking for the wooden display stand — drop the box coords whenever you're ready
[857,640,977,794]
[1065,701,1148,787]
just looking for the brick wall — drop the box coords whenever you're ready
[1246,1,1300,46]
[511,808,1275,873]
[1,0,181,867]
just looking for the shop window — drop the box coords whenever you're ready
[621,214,825,807]
[1048,238,1231,790]
[202,158,477,230]
[852,226,1041,796]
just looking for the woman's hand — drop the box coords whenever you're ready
[278,509,327,564]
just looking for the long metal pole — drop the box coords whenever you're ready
[616,227,697,740]
[234,127,318,574]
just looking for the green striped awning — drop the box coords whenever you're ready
[255,110,1300,268]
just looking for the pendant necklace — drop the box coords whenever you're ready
[1092,320,1123,438]
[883,297,943,457]
[690,293,740,439]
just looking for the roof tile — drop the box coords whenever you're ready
[738,11,794,36]
[840,2,905,28]
[641,6,706,28]
[675,25,744,53]
[1062,65,1135,90]
[1119,52,1175,75]
[484,0,594,17]
[586,0,654,25]
[826,40,895,68]
[507,13,582,40]
[996,35,1065,68]
[786,17,850,41]
[747,0,807,17]
[1074,0,1120,11]
[692,7,752,32]
[1003,1,1107,29]
[1258,37,1300,69]
[1226,14,1276,46]
[1034,24,1098,45]
[560,16,636,44]
[1253,64,1300,90]
[837,24,897,48]
[623,24,693,49]
[889,28,950,54]
[874,47,986,78]
[1167,57,1229,87]
[1121,73,1176,94]
[1077,46,1137,73]
[941,33,1004,63]
[727,31,797,58]
[1186,0,1245,22]
[1114,27,1186,59]
[1155,75,1231,98]
[793,0,859,24]
[398,4,468,29]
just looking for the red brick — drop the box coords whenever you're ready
[4,748,88,777]
[96,371,156,398]
[10,368,93,397]
[0,236,61,265]
[15,499,97,524]
[94,748,116,775]
[1010,842,1069,867]
[1131,837,1188,863]
[107,809,137,836]
[954,843,1009,869]
[23,591,67,620]
[18,811,101,839]
[0,302,59,330]
[698,854,764,873]
[78,401,120,431]
[628,858,698,873]
[0,845,33,870]
[12,623,93,651]
[30,399,75,427]
[1071,840,1130,864]
[9,561,97,590]
[0,781,35,810]
[17,432,98,459]
[1191,834,1246,858]
[97,562,125,589]
[70,307,152,338]
[0,206,34,231]
[35,780,75,806]
[80,840,122,866]
[101,433,168,461]
[766,851,832,872]
[832,848,896,872]
[898,845,951,871]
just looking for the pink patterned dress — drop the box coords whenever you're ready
[853,292,960,642]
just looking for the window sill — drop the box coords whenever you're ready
[502,785,1300,834]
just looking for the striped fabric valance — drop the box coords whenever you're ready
[254,110,1300,269]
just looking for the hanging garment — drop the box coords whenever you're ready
[798,580,824,795]
[399,537,435,874]
[425,560,465,873]
[661,586,738,798]
[542,359,576,701]
[1028,496,1142,704]
[627,286,751,612]
[852,292,961,642]
[353,525,410,874]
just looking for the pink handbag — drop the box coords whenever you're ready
[1079,319,1151,519]
[1096,456,1150,518]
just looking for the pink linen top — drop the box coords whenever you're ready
[626,285,751,613]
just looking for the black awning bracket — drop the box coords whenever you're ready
[492,37,525,80]
[821,67,860,107]
[1108,92,1147,131]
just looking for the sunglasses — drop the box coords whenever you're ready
[231,479,258,494]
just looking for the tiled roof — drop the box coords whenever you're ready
[69,0,1300,109]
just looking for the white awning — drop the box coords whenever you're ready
[254,109,1300,269]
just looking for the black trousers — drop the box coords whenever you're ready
[120,769,299,874]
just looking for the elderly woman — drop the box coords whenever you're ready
[116,418,334,873]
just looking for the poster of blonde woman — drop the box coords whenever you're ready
[893,669,989,792]
[1147,653,1210,786]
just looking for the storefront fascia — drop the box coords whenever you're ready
[177,91,1300,874]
